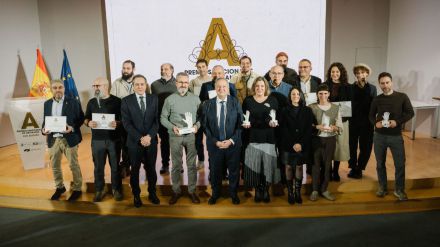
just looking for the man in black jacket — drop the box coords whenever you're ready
[42,80,84,201]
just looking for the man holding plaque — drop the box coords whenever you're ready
[202,78,243,205]
[369,72,414,201]
[42,79,84,201]
[84,77,122,202]
[121,75,159,207]
[160,72,201,205]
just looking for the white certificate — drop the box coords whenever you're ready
[334,101,352,117]
[208,90,217,99]
[92,113,115,130]
[45,116,66,132]
[305,93,317,106]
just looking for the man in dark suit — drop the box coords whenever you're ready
[42,80,84,201]
[121,74,159,207]
[199,65,237,103]
[296,58,322,94]
[203,78,243,205]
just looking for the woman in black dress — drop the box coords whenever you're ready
[279,87,314,204]
[242,76,280,203]
[324,62,352,181]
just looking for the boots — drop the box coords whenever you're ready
[332,162,340,182]
[254,186,262,203]
[262,184,270,203]
[294,178,303,204]
[287,180,295,205]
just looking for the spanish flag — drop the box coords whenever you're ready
[29,49,52,99]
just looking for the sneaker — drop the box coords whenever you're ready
[93,190,105,202]
[321,191,335,201]
[393,190,408,201]
[309,191,319,201]
[113,190,123,201]
[68,191,82,201]
[50,187,66,200]
[376,187,389,198]
[196,160,205,170]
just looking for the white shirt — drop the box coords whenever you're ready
[300,77,311,94]
[135,93,146,110]
[51,96,64,116]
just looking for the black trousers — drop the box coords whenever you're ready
[128,142,158,196]
[158,124,170,167]
[349,121,374,170]
[195,127,205,162]
[91,139,122,191]
[208,144,240,198]
[119,127,130,167]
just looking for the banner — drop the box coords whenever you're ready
[105,0,326,83]
[8,97,47,170]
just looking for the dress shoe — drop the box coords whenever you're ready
[50,187,66,200]
[169,192,181,205]
[231,194,240,205]
[160,166,169,175]
[93,190,105,202]
[134,195,143,208]
[254,187,262,203]
[148,193,160,205]
[348,169,362,179]
[262,186,270,203]
[189,193,200,204]
[208,196,218,205]
[67,191,82,201]
[332,172,341,182]
[113,190,123,201]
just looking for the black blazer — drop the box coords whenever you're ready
[43,97,84,148]
[121,94,159,147]
[292,75,322,92]
[199,80,237,102]
[278,105,314,163]
[202,95,243,149]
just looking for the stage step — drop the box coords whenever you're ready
[1,176,440,219]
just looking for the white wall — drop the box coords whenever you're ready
[0,0,42,146]
[326,0,390,84]
[387,0,440,136]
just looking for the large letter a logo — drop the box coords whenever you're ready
[191,18,244,66]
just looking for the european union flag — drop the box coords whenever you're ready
[61,49,80,101]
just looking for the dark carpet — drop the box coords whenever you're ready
[0,207,439,247]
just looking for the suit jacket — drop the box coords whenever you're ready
[121,93,159,147]
[43,97,84,148]
[202,95,243,150]
[292,75,322,92]
[199,80,237,103]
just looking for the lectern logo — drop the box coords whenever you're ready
[21,112,39,129]
[189,18,246,66]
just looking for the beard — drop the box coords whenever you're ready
[121,71,133,81]
[178,87,188,95]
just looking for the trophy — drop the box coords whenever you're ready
[382,112,390,128]
[269,109,278,126]
[321,113,331,132]
[242,110,250,126]
[178,112,196,135]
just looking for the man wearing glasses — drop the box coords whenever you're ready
[264,52,298,86]
[297,58,322,94]
[84,77,123,202]
[268,65,292,98]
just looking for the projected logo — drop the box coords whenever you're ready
[189,18,246,66]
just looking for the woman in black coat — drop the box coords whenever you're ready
[279,87,314,204]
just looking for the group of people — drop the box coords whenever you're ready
[41,52,415,207]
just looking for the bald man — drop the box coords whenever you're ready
[84,77,123,202]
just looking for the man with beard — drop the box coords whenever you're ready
[230,56,260,104]
[189,59,212,170]
[121,75,159,207]
[199,65,237,103]
[42,80,84,201]
[151,63,177,175]
[160,72,201,205]
[111,60,135,178]
[369,72,414,201]
[84,77,122,202]
[264,52,298,86]
[348,63,377,179]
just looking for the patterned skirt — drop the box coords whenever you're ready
[244,143,281,187]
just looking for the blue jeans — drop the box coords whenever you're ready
[373,132,406,192]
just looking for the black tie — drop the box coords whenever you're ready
[139,96,146,114]
[219,101,226,141]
